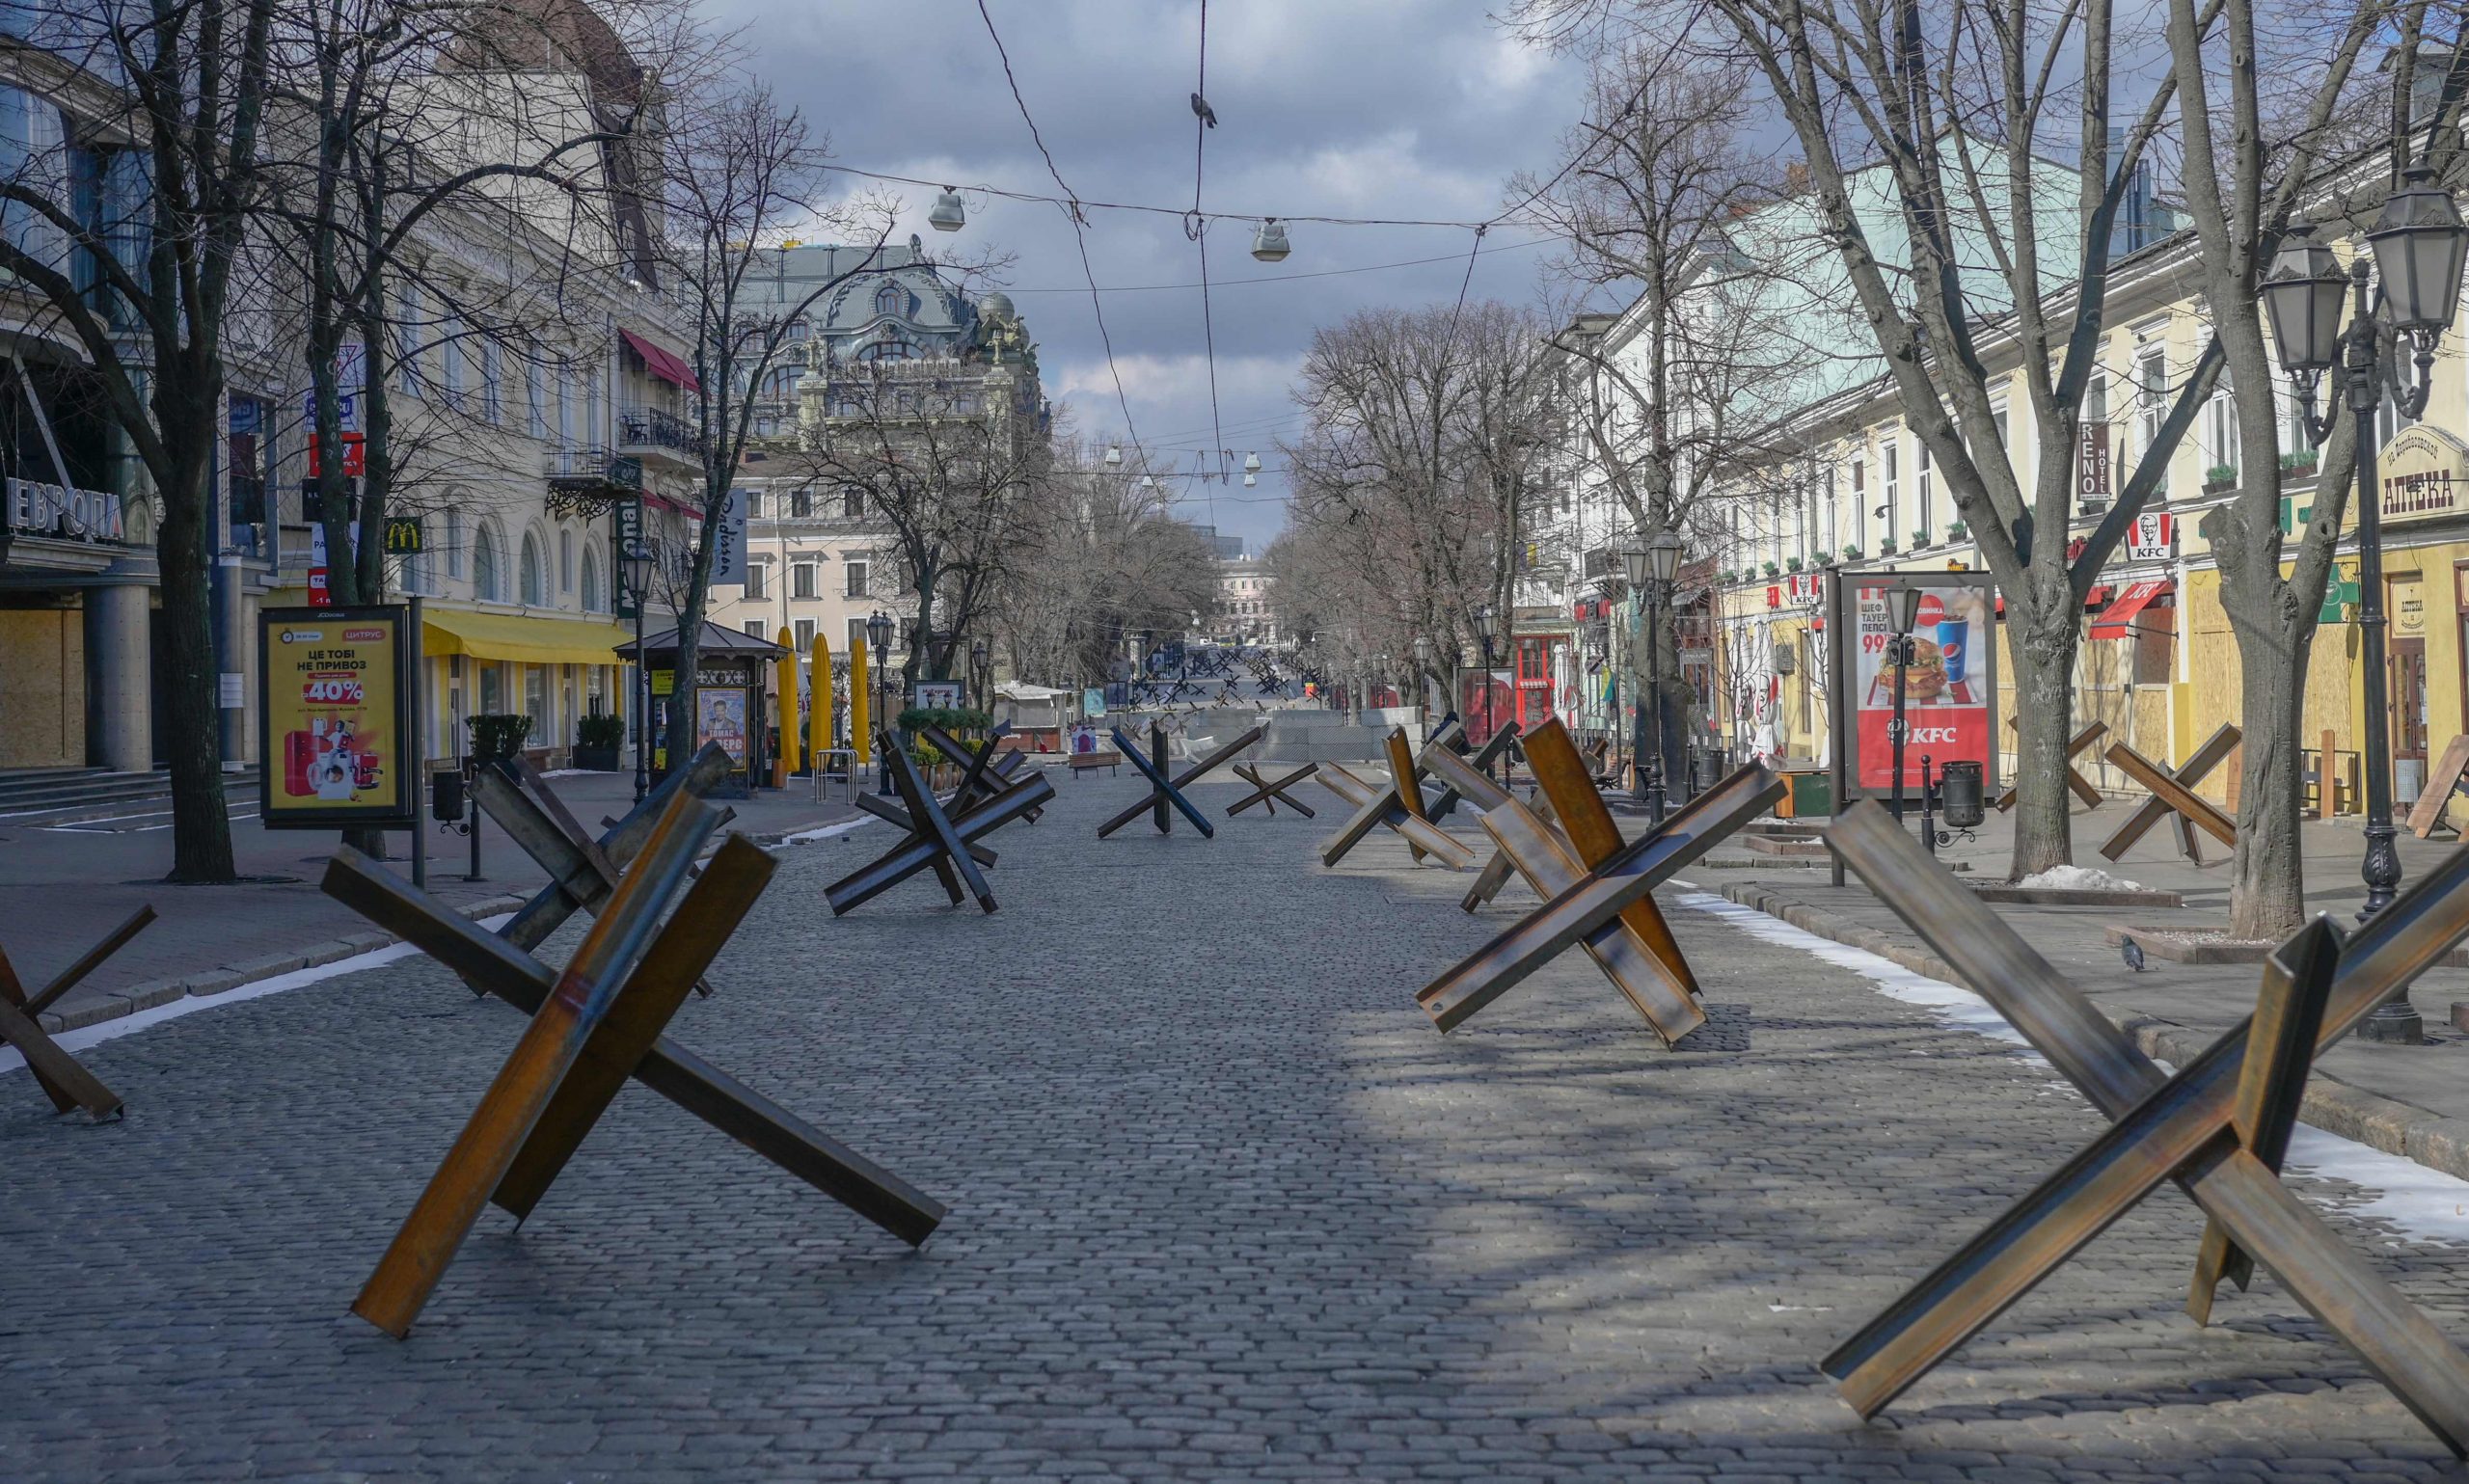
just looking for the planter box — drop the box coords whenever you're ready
[571,744,621,772]
[2103,923,2272,963]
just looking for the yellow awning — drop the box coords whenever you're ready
[422,607,636,667]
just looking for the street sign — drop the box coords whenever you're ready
[257,604,418,829]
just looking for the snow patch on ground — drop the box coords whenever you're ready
[2016,863,2146,892]
[775,817,876,846]
[0,913,515,1077]
[1674,889,2469,1246]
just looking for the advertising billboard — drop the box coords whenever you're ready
[1851,580,1993,790]
[258,604,417,828]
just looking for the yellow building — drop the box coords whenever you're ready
[1698,206,2469,820]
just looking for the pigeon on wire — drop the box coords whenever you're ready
[1191,93,1218,127]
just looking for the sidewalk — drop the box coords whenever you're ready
[1680,794,2469,1180]
[0,767,868,1034]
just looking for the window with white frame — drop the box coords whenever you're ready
[2202,368,2240,483]
[846,559,868,599]
[1882,442,1900,547]
[473,521,502,601]
[581,545,603,612]
[519,530,545,606]
[557,529,573,593]
[744,620,766,639]
[527,350,546,439]
[744,561,768,600]
[440,312,465,408]
[482,340,502,424]
[795,618,816,652]
[556,364,574,446]
[1850,455,1866,552]
[446,508,465,580]
[745,488,764,518]
[396,283,422,396]
[793,562,818,599]
[1915,438,1935,542]
[2136,344,2168,451]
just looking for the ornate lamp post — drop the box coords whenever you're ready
[969,635,990,707]
[2263,173,2467,1042]
[866,608,895,795]
[1473,605,1499,776]
[1412,634,1432,719]
[1884,582,1923,824]
[621,540,657,804]
[1623,532,1685,822]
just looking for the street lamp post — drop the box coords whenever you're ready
[1474,606,1499,777]
[866,608,894,795]
[970,635,990,708]
[1885,583,1923,824]
[1623,532,1686,823]
[1412,634,1432,721]
[2263,174,2468,1043]
[622,541,657,804]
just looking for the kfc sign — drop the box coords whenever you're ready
[2124,511,2175,563]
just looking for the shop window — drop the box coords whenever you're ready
[524,667,546,744]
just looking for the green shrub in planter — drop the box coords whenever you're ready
[1785,556,1804,572]
[465,714,531,772]
[895,704,992,736]
[1842,543,1862,560]
[573,712,625,770]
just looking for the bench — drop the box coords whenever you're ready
[1069,749,1123,777]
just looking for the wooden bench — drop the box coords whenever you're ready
[1069,749,1123,777]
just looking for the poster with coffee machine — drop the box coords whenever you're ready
[1853,581,1992,790]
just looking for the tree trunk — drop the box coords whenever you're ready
[2224,615,2307,936]
[156,418,237,883]
[2004,607,2079,879]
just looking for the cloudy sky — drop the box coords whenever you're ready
[708,0,1593,553]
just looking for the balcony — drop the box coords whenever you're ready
[615,403,707,472]
[541,445,644,518]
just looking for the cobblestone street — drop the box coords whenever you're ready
[7,776,2469,1480]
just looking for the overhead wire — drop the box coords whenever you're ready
[973,0,1145,458]
[1190,0,1224,527]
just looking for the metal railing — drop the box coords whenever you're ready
[615,404,704,457]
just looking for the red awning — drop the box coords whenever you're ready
[2091,578,2173,639]
[621,329,701,392]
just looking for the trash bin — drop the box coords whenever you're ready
[1786,769,1832,818]
[1939,759,1986,828]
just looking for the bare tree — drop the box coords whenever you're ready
[650,80,898,761]
[2162,1,2460,934]
[1283,301,1556,716]
[791,348,1050,690]
[1518,44,1830,785]
[990,434,1217,689]
[1510,0,2224,877]
[0,0,286,880]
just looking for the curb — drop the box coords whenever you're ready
[1713,879,2469,1187]
[38,893,529,1035]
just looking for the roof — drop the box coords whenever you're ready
[612,617,790,659]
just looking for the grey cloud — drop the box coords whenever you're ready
[712,0,1584,546]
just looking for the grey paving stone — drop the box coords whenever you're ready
[2,779,2466,1481]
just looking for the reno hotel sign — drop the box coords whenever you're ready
[2380,425,2469,523]
[5,476,124,544]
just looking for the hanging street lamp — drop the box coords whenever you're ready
[928,188,966,232]
[2263,175,2468,1044]
[1250,218,1291,263]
